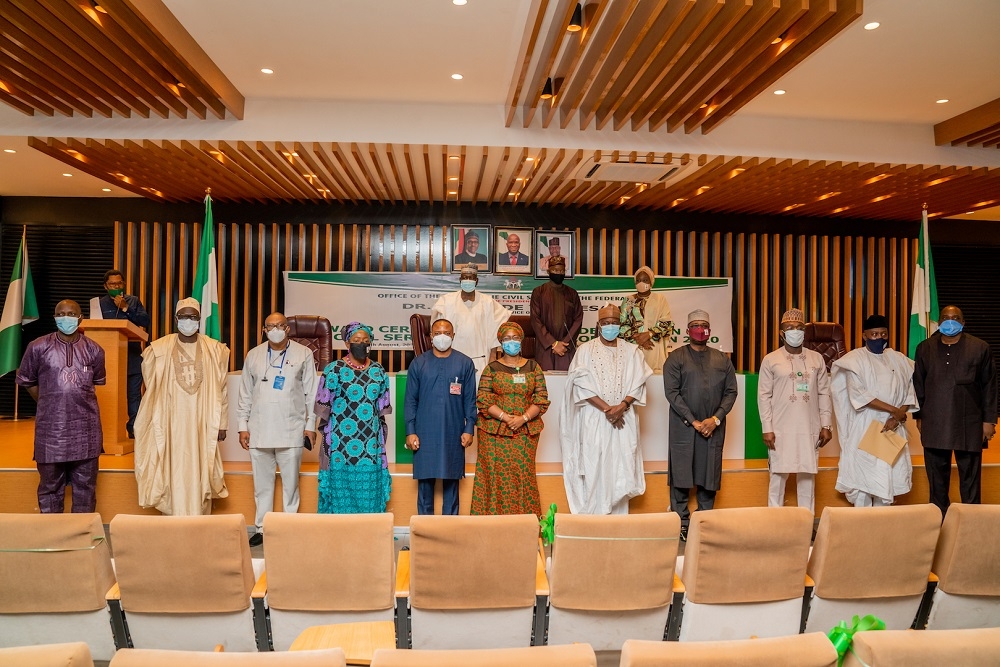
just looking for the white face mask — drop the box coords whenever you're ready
[460,279,476,293]
[783,329,805,348]
[177,319,200,336]
[432,333,453,352]
[636,281,651,293]
[267,328,287,344]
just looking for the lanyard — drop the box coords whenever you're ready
[264,345,289,381]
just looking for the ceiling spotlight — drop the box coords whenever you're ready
[567,3,583,32]
[771,32,787,45]
[451,73,463,80]
[62,173,72,177]
[540,77,554,100]
[89,0,108,13]
[773,89,786,95]
[102,188,111,192]
[864,21,880,30]
[260,68,274,74]
[3,149,15,154]
[525,157,535,162]
[936,99,949,104]
[453,0,468,4]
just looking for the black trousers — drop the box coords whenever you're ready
[417,478,459,515]
[923,446,981,516]
[670,484,716,525]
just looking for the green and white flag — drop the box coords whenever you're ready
[193,194,221,340]
[0,230,39,376]
[908,208,939,358]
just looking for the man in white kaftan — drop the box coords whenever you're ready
[134,298,230,515]
[431,264,510,376]
[560,304,653,514]
[831,314,916,507]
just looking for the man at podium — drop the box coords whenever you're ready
[89,269,149,438]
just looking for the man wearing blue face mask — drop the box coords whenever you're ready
[913,305,997,516]
[831,315,916,507]
[17,300,106,513]
[431,264,510,378]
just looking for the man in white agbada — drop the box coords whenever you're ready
[831,314,916,507]
[758,308,832,513]
[431,264,510,376]
[560,303,653,514]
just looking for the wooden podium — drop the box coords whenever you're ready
[81,320,149,456]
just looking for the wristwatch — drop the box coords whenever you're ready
[712,416,721,426]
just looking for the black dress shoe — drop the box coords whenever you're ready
[248,532,263,547]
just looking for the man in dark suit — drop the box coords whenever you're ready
[453,231,488,267]
[498,233,530,266]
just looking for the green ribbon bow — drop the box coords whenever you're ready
[827,614,886,666]
[539,503,558,546]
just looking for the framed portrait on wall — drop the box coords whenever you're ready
[534,230,575,279]
[451,225,491,273]
[494,227,533,275]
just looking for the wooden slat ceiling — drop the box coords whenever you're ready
[0,0,243,119]
[29,138,1000,220]
[935,96,1000,150]
[506,0,863,133]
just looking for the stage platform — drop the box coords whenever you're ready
[2,419,998,525]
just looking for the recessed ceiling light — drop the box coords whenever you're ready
[453,0,467,4]
[448,191,458,195]
[102,188,111,192]
[451,73,463,80]
[448,155,460,160]
[3,149,15,153]
[936,99,949,104]
[864,21,880,30]
[525,157,535,162]
[62,173,72,177]
[260,68,274,75]
[773,89,786,95]
[448,176,458,181]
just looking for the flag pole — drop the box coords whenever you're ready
[922,203,931,332]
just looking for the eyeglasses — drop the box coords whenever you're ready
[263,323,288,331]
[500,336,522,342]
[177,315,201,322]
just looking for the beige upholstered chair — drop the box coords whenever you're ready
[620,633,838,667]
[544,513,680,653]
[108,647,347,666]
[370,644,597,667]
[109,514,259,652]
[254,513,396,651]
[0,642,94,667]
[397,514,544,649]
[0,513,117,661]
[926,504,1000,629]
[804,505,941,632]
[843,628,1000,667]
[676,506,814,641]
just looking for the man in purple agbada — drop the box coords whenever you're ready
[17,299,106,513]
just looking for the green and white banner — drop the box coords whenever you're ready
[284,272,733,352]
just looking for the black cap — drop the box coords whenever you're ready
[863,314,889,330]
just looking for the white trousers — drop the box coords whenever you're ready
[849,490,890,508]
[249,447,303,531]
[768,472,816,514]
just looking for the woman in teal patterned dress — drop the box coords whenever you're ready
[315,321,392,513]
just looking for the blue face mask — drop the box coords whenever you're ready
[600,324,621,341]
[55,316,79,335]
[460,280,476,293]
[865,338,888,354]
[939,319,963,336]
[501,340,521,356]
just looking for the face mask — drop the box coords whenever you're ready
[865,338,888,354]
[349,342,370,359]
[501,340,521,356]
[267,328,287,344]
[107,288,124,298]
[55,316,79,335]
[939,319,963,336]
[432,333,453,352]
[177,319,200,336]
[636,281,651,293]
[783,329,805,347]
[549,273,565,285]
[689,326,711,343]
[460,280,476,293]
[600,324,620,341]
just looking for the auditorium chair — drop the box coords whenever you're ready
[0,642,94,667]
[543,513,681,655]
[804,505,942,632]
[409,314,535,358]
[925,503,1000,629]
[843,627,1000,666]
[803,322,847,372]
[0,513,117,661]
[108,647,347,666]
[252,512,397,651]
[109,514,263,652]
[674,506,814,641]
[619,633,838,667]
[396,514,546,649]
[369,644,597,667]
[286,315,333,370]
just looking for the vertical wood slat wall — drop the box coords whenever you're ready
[115,220,917,373]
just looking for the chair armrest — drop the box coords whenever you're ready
[395,550,411,598]
[106,582,121,601]
[672,573,685,594]
[536,552,549,596]
[251,570,267,599]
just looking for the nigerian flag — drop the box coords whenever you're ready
[193,194,221,340]
[908,208,939,358]
[0,230,39,376]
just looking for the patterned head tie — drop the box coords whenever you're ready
[342,321,374,342]
[497,321,524,341]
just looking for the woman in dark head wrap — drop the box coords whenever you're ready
[314,321,392,513]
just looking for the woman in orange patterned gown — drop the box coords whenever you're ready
[471,321,550,516]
